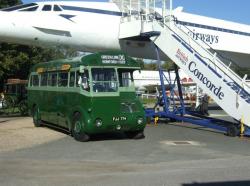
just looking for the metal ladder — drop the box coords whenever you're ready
[113,0,250,134]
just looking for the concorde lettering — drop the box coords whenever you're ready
[188,61,225,100]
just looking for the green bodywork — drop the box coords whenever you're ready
[2,82,28,115]
[4,84,26,105]
[27,51,146,134]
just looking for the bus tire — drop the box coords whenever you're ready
[72,113,89,142]
[33,106,42,127]
[125,130,145,139]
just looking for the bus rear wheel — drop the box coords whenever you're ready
[33,106,41,127]
[72,113,89,142]
[125,130,145,139]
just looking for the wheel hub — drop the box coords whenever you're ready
[74,121,82,133]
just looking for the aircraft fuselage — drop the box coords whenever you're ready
[1,1,250,67]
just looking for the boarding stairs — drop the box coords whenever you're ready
[114,0,250,128]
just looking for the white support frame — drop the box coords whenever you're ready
[115,0,174,18]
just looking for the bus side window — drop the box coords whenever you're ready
[48,73,57,87]
[7,85,16,93]
[41,73,48,86]
[58,72,68,87]
[16,84,21,94]
[11,85,17,94]
[77,70,89,91]
[118,70,133,87]
[69,71,75,87]
[20,85,26,95]
[82,70,90,91]
[5,85,10,93]
[32,75,39,86]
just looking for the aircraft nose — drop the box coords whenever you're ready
[0,12,10,36]
[0,11,18,41]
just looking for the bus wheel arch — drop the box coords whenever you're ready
[71,112,89,142]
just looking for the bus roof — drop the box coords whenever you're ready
[30,51,142,73]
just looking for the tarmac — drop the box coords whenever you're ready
[0,110,250,186]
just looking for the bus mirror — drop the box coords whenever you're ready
[79,66,85,73]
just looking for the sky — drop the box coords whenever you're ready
[22,0,250,25]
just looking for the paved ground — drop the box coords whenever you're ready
[0,112,250,186]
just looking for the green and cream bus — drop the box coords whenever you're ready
[27,51,146,141]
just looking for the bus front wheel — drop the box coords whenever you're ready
[72,113,89,142]
[33,106,41,127]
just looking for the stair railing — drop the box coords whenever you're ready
[159,16,250,90]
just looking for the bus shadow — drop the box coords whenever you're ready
[182,180,250,186]
[90,132,127,142]
[42,122,129,141]
[41,123,70,136]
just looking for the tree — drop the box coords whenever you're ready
[143,61,158,70]
[135,58,144,69]
[0,44,78,91]
[0,0,22,9]
[141,59,176,71]
[162,60,176,71]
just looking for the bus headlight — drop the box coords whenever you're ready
[95,118,103,127]
[116,125,121,130]
[137,117,143,125]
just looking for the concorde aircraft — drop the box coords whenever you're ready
[2,0,250,129]
[0,0,250,68]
